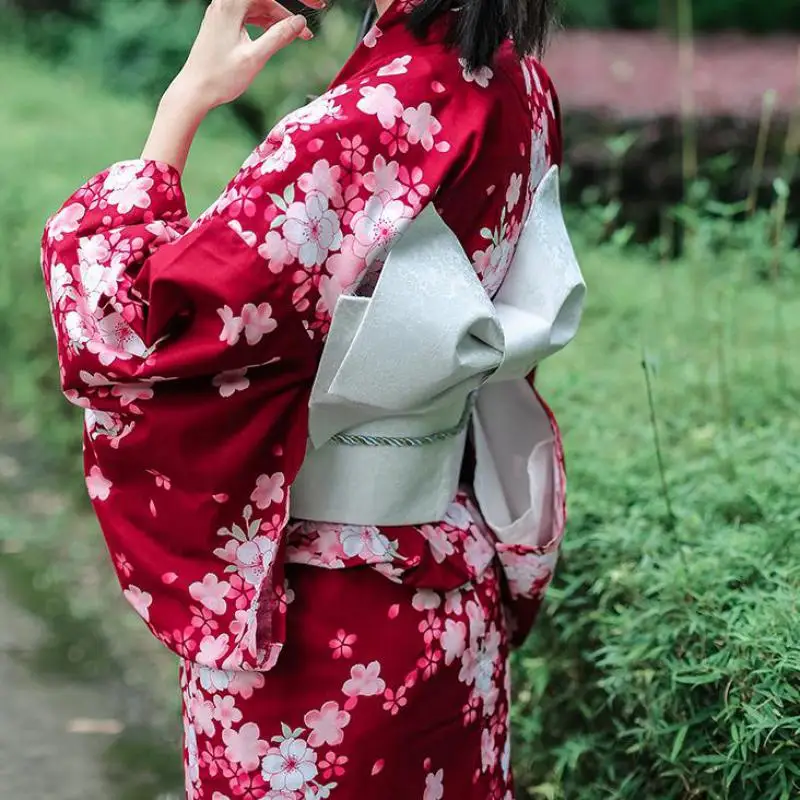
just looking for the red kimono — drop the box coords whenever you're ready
[41,4,567,798]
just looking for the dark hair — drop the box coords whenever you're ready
[407,0,558,71]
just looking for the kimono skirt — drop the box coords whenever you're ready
[180,490,518,800]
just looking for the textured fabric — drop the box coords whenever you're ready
[181,559,515,800]
[291,165,584,527]
[40,2,570,796]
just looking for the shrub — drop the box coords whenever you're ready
[513,247,800,799]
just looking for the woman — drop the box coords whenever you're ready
[40,0,584,797]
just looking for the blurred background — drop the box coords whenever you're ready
[0,1,798,798]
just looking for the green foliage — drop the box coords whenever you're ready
[68,0,207,98]
[514,246,800,797]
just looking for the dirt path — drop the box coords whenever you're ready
[0,577,120,799]
[0,412,183,800]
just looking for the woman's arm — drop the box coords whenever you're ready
[142,0,314,173]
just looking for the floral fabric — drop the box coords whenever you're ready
[40,3,567,796]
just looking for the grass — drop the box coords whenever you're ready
[1,44,798,799]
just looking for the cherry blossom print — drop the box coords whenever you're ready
[297,160,343,205]
[105,170,155,214]
[123,584,153,622]
[357,84,405,129]
[343,661,386,698]
[382,686,408,716]
[506,173,523,212]
[251,473,286,510]
[258,230,294,274]
[339,526,394,561]
[304,702,351,747]
[352,195,413,263]
[240,303,278,346]
[86,465,112,500]
[363,154,404,200]
[46,202,85,242]
[262,737,318,791]
[282,192,344,268]
[218,305,246,346]
[424,768,445,800]
[402,104,443,151]
[362,24,382,48]
[460,59,494,89]
[329,630,357,660]
[260,134,297,175]
[222,722,269,772]
[213,368,250,398]
[378,55,413,77]
[115,552,134,578]
[190,574,231,615]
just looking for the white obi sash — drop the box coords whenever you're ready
[291,166,586,545]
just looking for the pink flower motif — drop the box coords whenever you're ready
[352,195,413,263]
[257,231,294,274]
[382,686,408,716]
[343,661,386,698]
[201,742,236,780]
[441,619,467,665]
[262,737,318,791]
[417,646,442,681]
[340,135,369,172]
[85,465,112,501]
[319,750,348,780]
[213,694,243,730]
[226,184,265,218]
[401,103,442,151]
[251,472,285,510]
[379,125,410,157]
[213,368,250,398]
[398,166,431,209]
[357,84,404,129]
[304,701,351,747]
[114,552,133,578]
[156,169,181,202]
[240,302,277,346]
[218,306,245,346]
[282,192,343,268]
[227,670,266,700]
[228,767,268,799]
[47,202,86,242]
[189,574,231,615]
[418,612,443,645]
[123,584,152,622]
[329,629,357,660]
[462,694,480,726]
[173,626,199,656]
[222,722,269,772]
[190,604,220,636]
[424,768,445,800]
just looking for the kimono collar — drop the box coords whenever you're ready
[330,0,448,87]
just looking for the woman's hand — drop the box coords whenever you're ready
[142,0,320,173]
[177,0,320,112]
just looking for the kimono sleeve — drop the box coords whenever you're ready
[39,70,472,672]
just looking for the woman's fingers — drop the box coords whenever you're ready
[247,10,313,40]
[248,14,309,63]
